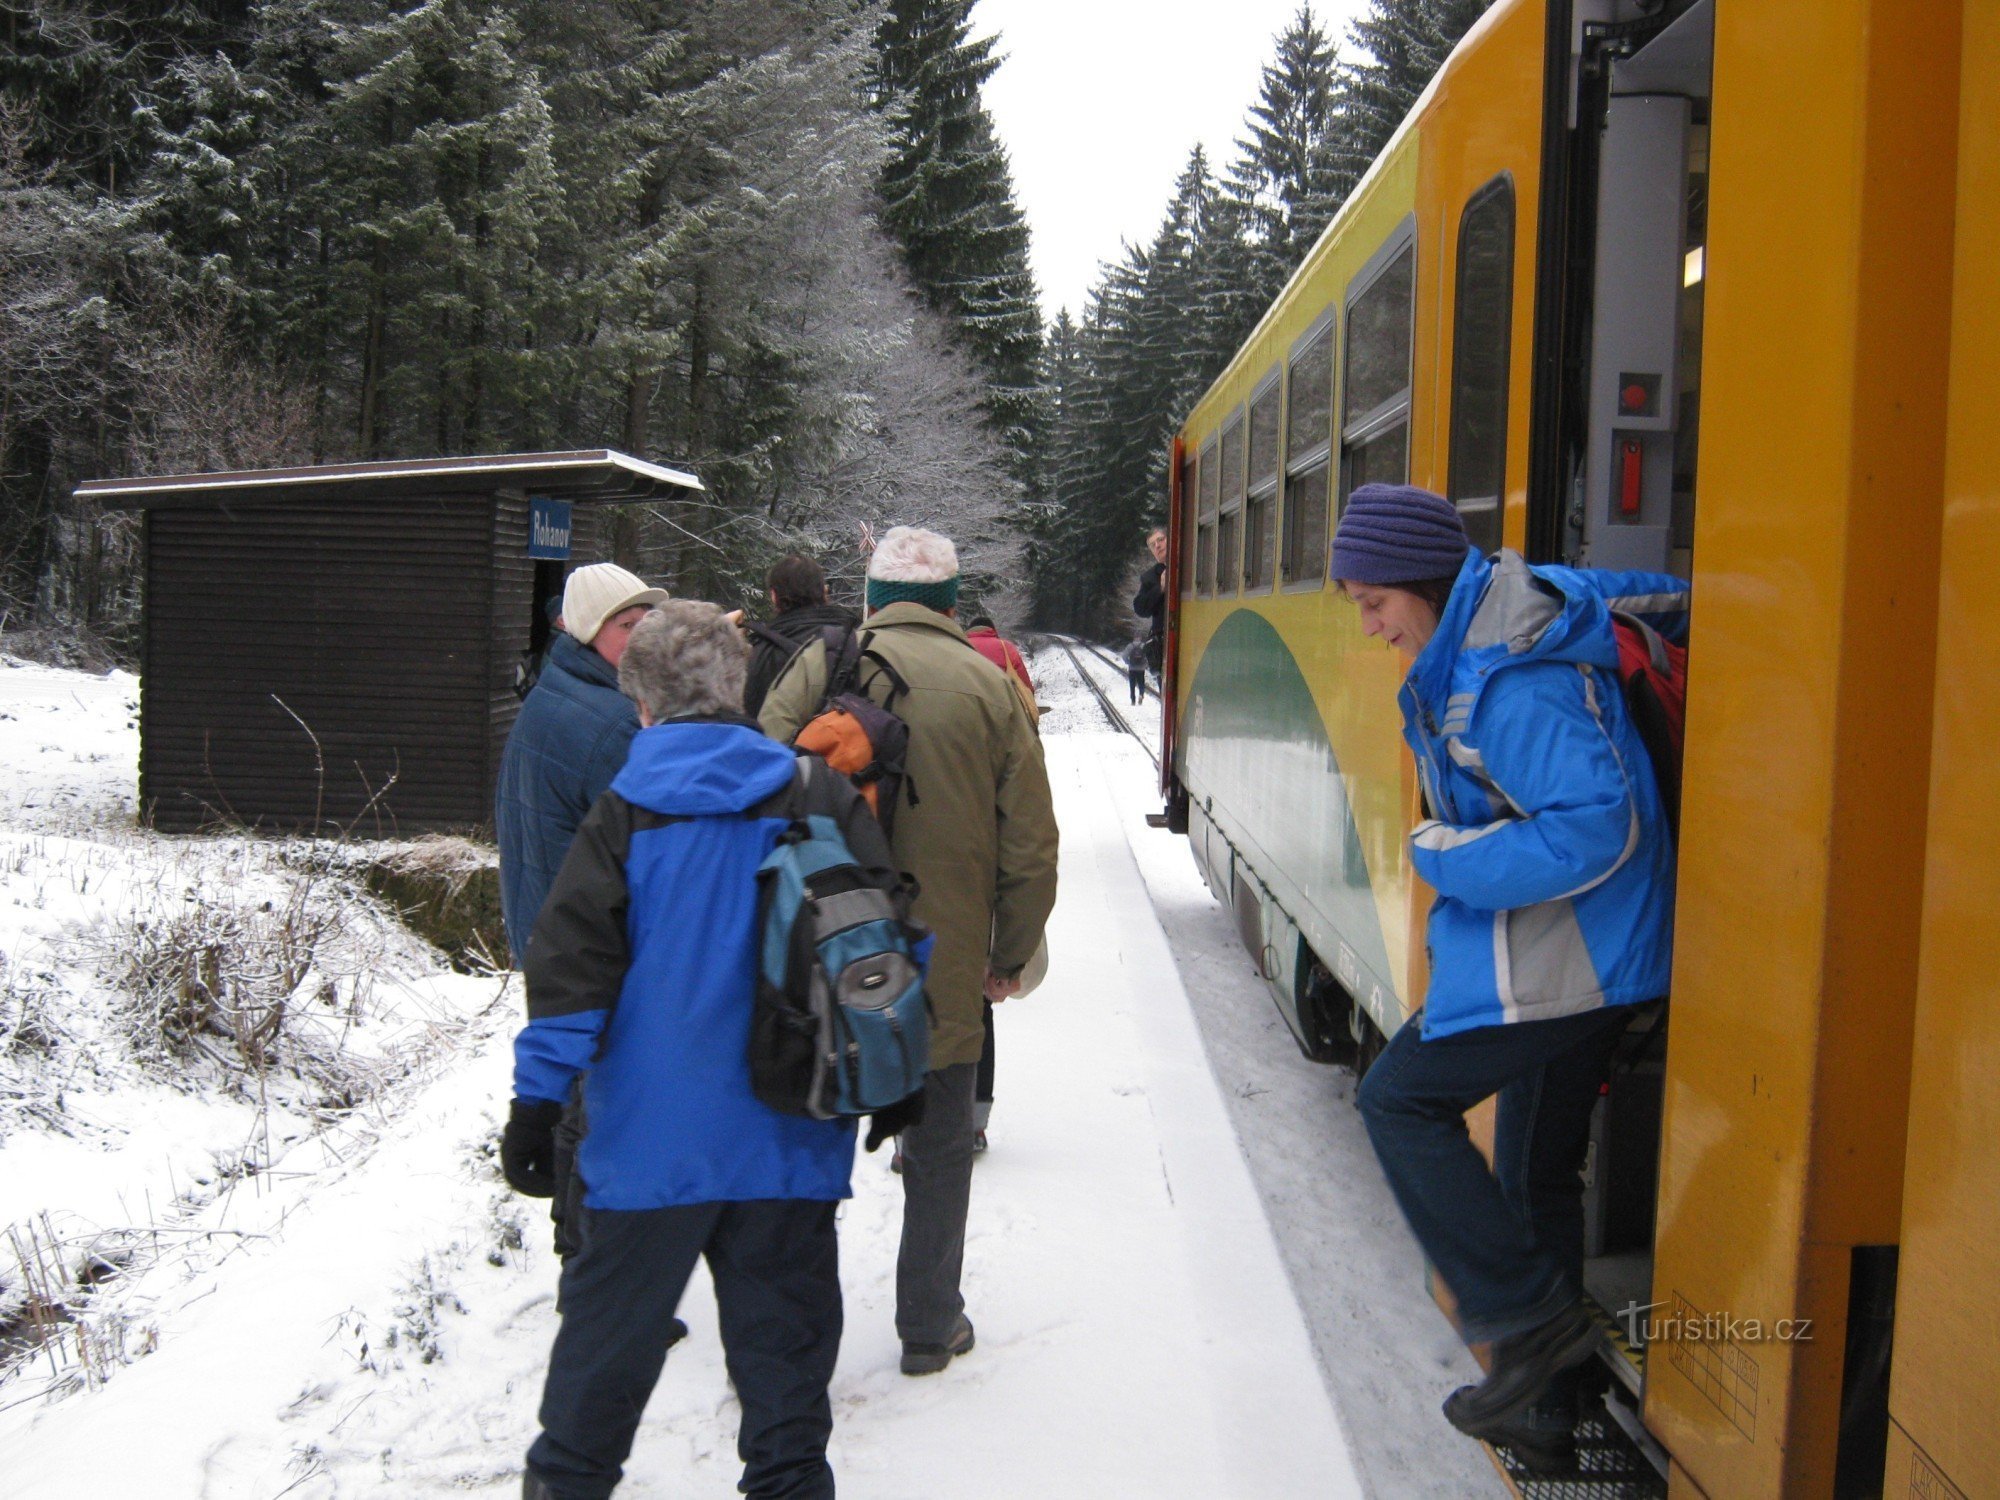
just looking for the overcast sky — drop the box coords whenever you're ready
[972,0,1375,320]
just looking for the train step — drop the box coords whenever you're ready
[1485,1404,1668,1500]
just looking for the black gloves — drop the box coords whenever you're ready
[501,1098,565,1197]
[864,1090,927,1154]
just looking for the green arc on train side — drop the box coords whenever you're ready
[1184,609,1399,1012]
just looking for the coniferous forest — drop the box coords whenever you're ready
[0,0,1489,658]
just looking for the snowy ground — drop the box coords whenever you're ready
[0,647,1498,1499]
[1050,644,1496,1498]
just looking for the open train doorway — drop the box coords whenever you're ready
[1531,0,1712,1428]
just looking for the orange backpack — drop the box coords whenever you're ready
[792,629,917,838]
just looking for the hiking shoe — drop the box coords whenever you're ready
[1481,1403,1580,1477]
[900,1314,975,1376]
[1442,1302,1598,1438]
[972,1130,988,1154]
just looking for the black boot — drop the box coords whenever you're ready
[900,1314,975,1376]
[1442,1301,1597,1438]
[1480,1391,1581,1477]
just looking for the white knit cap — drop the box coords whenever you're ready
[562,563,668,645]
[866,526,959,583]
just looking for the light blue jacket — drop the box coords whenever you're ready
[1401,549,1688,1039]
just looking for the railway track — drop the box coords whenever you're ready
[1049,635,1159,768]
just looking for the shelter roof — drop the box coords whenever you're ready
[75,449,702,510]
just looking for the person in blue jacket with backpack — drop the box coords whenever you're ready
[1333,484,1688,1470]
[500,600,902,1500]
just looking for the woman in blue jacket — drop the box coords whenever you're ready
[1333,485,1687,1466]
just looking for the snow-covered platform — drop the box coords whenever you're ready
[0,667,1365,1499]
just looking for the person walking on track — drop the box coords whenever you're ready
[504,602,896,1500]
[759,526,1059,1377]
[1332,484,1686,1470]
[1121,637,1148,704]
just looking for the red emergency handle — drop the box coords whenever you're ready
[1619,438,1643,517]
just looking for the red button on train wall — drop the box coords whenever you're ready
[1622,382,1649,412]
[1620,439,1644,516]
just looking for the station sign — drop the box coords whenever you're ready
[529,497,572,559]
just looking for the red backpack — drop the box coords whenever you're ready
[1610,613,1688,833]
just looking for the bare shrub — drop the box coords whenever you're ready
[69,834,417,1109]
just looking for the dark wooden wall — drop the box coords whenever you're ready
[142,494,498,833]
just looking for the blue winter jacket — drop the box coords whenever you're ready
[495,633,640,964]
[512,720,862,1209]
[1402,549,1689,1039]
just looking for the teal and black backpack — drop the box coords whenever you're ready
[750,760,933,1119]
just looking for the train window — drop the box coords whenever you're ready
[1340,226,1415,511]
[1179,448,1198,596]
[1345,422,1409,495]
[1217,413,1245,596]
[1197,435,1219,596]
[1448,177,1514,555]
[1283,317,1334,588]
[1245,375,1280,591]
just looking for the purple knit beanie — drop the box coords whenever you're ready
[1329,484,1471,585]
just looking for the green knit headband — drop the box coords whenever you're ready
[866,575,960,612]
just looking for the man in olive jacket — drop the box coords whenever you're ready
[760,526,1059,1376]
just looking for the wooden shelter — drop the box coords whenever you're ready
[79,451,701,834]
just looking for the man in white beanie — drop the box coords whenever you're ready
[497,562,668,965]
[760,525,1059,1377]
[498,563,669,1264]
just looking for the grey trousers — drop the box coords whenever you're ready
[896,1063,978,1344]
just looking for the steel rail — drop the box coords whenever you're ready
[1050,636,1159,768]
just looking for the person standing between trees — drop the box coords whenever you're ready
[740,553,857,718]
[504,602,890,1500]
[1131,526,1169,679]
[1332,484,1686,1470]
[759,526,1059,1377]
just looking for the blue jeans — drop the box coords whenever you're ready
[1357,1004,1635,1343]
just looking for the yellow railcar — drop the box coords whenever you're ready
[1158,1,1990,1493]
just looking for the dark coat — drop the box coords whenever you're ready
[1134,561,1166,635]
[515,722,886,1208]
[760,603,1059,1069]
[742,602,859,716]
[496,633,640,963]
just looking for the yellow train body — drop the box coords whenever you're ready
[1161,1,1994,1493]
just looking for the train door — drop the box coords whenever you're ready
[1526,0,1713,1447]
[1531,0,1710,580]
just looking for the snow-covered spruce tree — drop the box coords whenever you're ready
[1329,0,1494,203]
[261,0,568,458]
[1029,144,1245,634]
[870,0,1043,493]
[1226,7,1342,312]
[500,0,1016,612]
[0,0,255,194]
